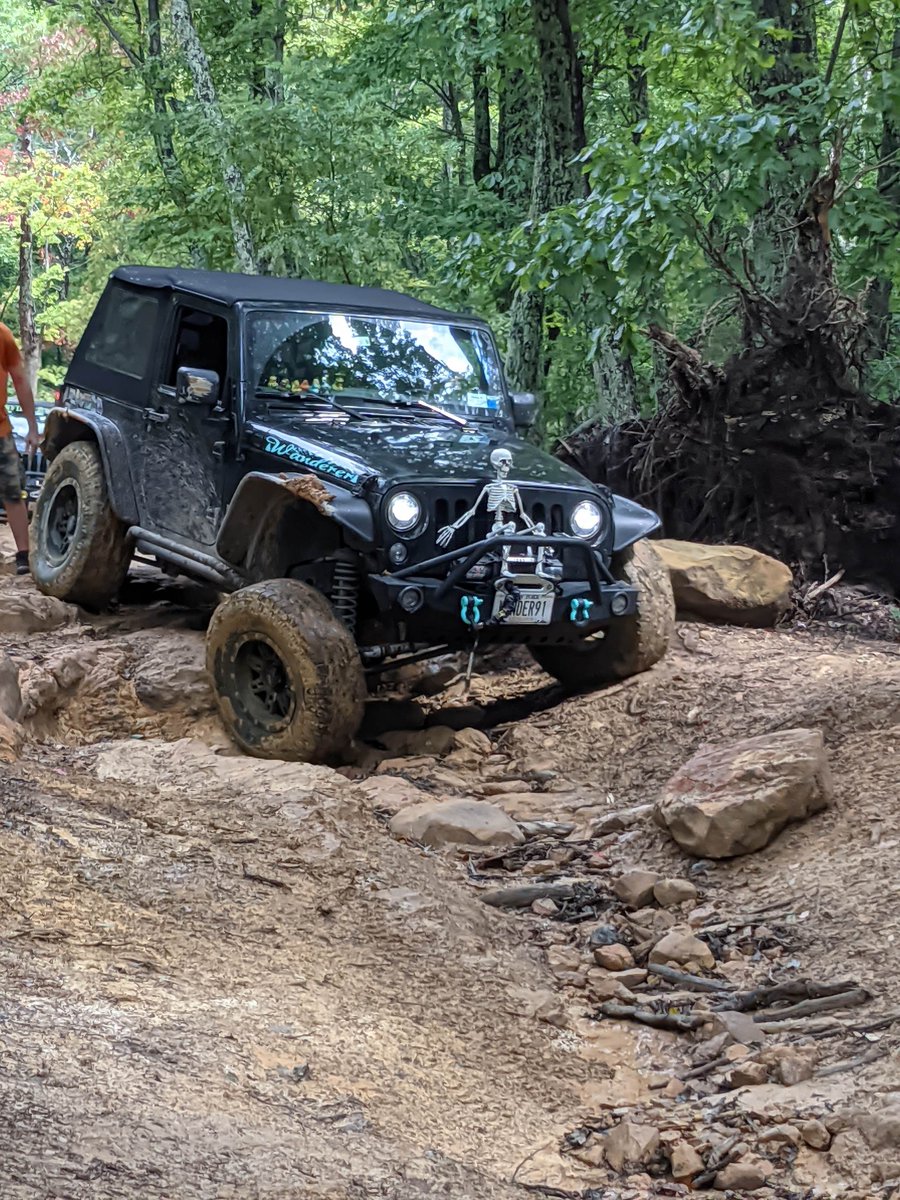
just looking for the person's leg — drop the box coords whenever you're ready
[0,435,29,574]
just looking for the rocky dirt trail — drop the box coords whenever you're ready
[2,528,900,1199]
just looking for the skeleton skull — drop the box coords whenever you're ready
[490,448,513,479]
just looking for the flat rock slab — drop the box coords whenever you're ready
[654,727,832,858]
[389,798,524,850]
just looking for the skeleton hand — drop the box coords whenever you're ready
[436,524,456,548]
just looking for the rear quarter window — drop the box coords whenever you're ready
[82,286,160,379]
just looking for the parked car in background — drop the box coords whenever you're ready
[0,397,55,519]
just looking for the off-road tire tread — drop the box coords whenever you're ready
[30,441,132,610]
[531,539,675,688]
[206,578,366,762]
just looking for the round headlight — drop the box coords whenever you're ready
[570,499,603,540]
[386,491,422,533]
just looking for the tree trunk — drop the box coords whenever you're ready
[472,60,491,183]
[147,0,204,266]
[268,0,285,106]
[170,0,259,273]
[531,0,585,204]
[624,26,649,145]
[506,127,549,395]
[867,16,900,356]
[440,82,466,187]
[17,212,40,399]
[746,0,820,297]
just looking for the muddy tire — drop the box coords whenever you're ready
[206,578,366,762]
[531,539,675,689]
[30,440,132,610]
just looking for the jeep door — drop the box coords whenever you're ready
[138,301,233,546]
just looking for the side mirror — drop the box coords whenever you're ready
[510,391,538,430]
[176,366,222,411]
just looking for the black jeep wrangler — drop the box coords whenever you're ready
[31,267,674,761]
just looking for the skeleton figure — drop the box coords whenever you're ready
[436,448,537,548]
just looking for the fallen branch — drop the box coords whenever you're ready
[751,988,870,1024]
[594,1002,706,1033]
[719,978,862,1013]
[649,964,735,994]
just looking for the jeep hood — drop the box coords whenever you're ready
[247,414,602,492]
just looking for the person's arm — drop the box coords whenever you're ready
[9,363,40,453]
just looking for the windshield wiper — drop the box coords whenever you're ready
[333,392,469,428]
[255,386,470,429]
[254,387,362,421]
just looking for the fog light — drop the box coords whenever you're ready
[399,586,423,612]
[610,593,629,616]
[389,542,408,565]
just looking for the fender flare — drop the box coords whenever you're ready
[217,471,375,571]
[42,409,139,525]
[611,493,661,553]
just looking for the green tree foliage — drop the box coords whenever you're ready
[1,0,899,422]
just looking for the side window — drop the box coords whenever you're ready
[83,286,160,379]
[166,308,229,386]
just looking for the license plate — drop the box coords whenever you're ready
[492,590,554,625]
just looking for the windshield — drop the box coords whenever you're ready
[247,310,508,421]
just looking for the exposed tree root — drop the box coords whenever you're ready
[562,160,900,594]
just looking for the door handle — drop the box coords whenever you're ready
[146,410,170,424]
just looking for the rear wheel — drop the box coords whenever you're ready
[206,578,366,761]
[30,441,132,609]
[531,539,674,688]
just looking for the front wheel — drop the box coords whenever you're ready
[531,539,675,689]
[30,440,132,610]
[206,579,366,762]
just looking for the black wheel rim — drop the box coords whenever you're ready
[45,482,79,566]
[233,638,296,728]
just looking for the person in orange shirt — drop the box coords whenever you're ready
[0,323,41,575]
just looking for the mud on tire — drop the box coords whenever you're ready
[531,538,675,689]
[206,578,366,762]
[30,440,133,610]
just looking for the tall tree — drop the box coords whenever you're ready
[170,0,259,272]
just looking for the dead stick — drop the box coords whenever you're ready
[595,1002,706,1033]
[816,1043,888,1078]
[806,567,845,603]
[681,1054,731,1081]
[480,883,576,909]
[648,964,735,994]
[751,988,870,1024]
[242,862,292,890]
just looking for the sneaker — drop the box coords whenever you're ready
[15,551,29,577]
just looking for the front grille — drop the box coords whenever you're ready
[431,490,566,548]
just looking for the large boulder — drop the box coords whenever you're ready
[654,728,832,858]
[654,540,792,626]
[389,798,524,850]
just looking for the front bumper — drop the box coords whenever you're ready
[369,533,637,634]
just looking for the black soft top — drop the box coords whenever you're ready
[111,266,485,324]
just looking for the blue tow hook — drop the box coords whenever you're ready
[569,598,592,625]
[460,595,484,628]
